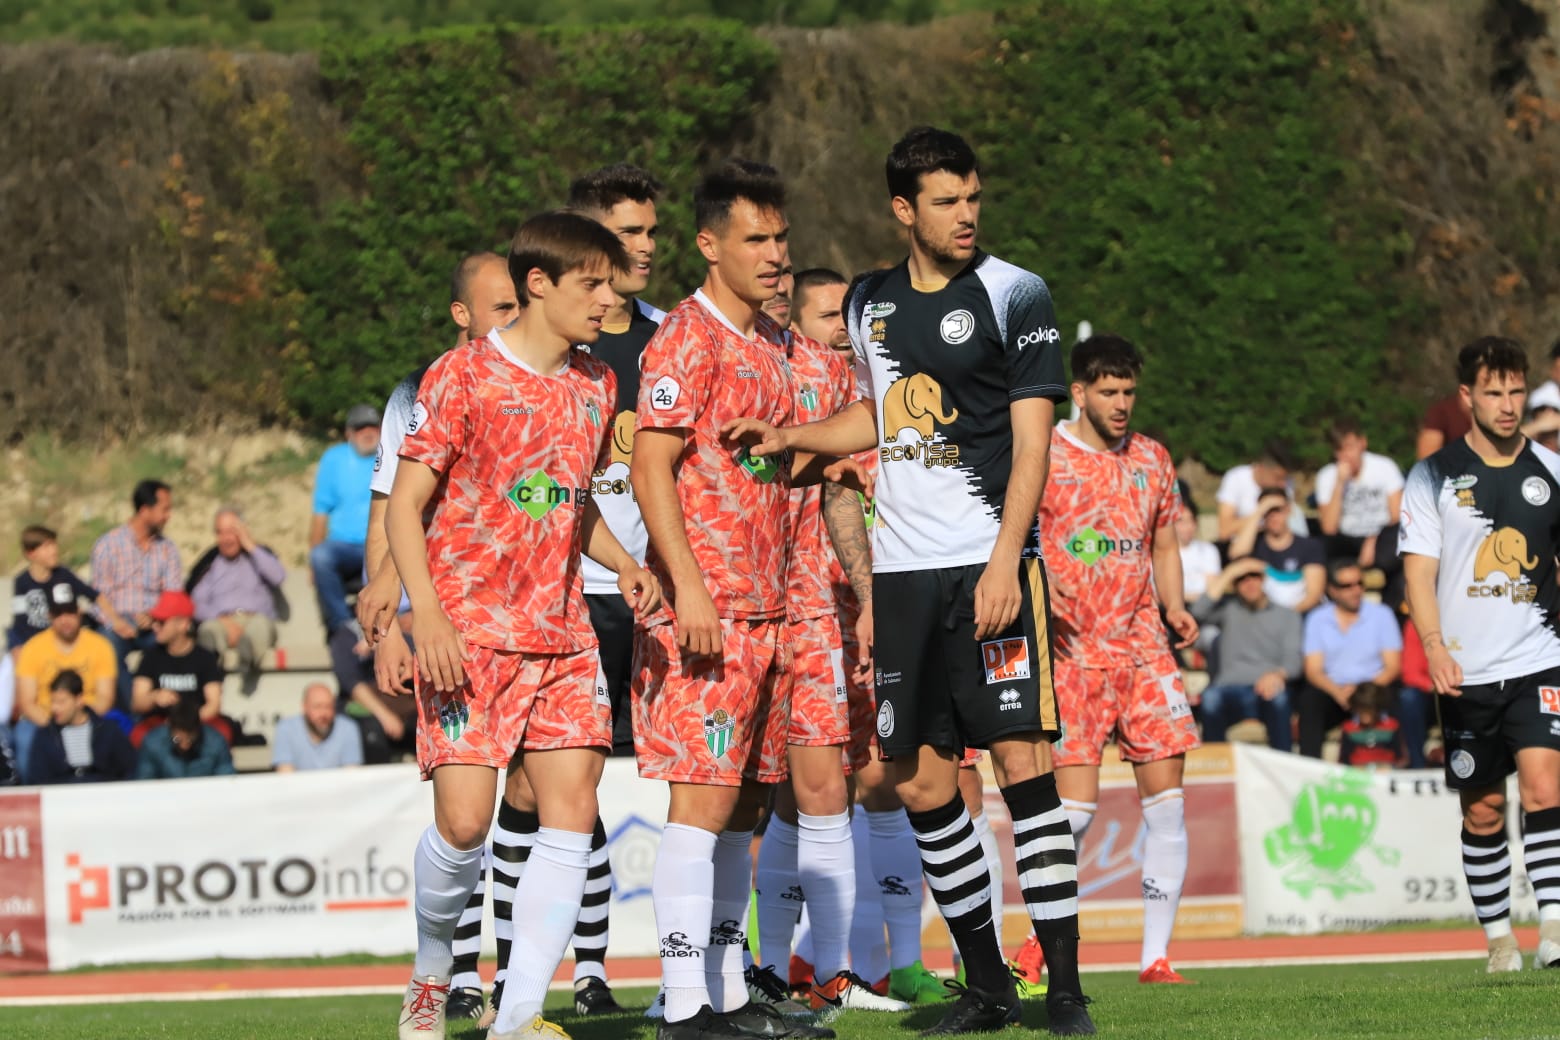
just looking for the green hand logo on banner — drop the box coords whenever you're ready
[1262,772,1401,899]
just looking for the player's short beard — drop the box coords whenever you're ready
[1472,407,1520,447]
[910,219,973,266]
[1084,398,1130,445]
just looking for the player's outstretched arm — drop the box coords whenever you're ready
[722,398,877,461]
[387,459,468,693]
[580,497,662,620]
[1151,521,1199,648]
[1403,553,1463,695]
[974,396,1054,640]
[824,482,874,684]
[630,428,721,658]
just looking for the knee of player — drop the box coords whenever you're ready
[1517,776,1560,814]
[1461,792,1507,835]
[987,739,1045,787]
[437,808,494,852]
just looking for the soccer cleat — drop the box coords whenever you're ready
[1011,934,1045,986]
[721,1000,836,1038]
[889,961,948,1004]
[745,963,816,1019]
[398,974,450,1039]
[1488,934,1523,973]
[573,977,624,1015]
[645,990,666,1020]
[917,981,1022,1036]
[487,1014,571,1039]
[871,975,890,996]
[447,986,486,1021]
[656,1005,750,1040]
[1044,994,1096,1036]
[788,953,816,995]
[1537,920,1560,969]
[811,970,913,1017]
[1138,959,1195,985]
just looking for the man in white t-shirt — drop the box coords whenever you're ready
[1215,440,1308,541]
[1315,418,1404,565]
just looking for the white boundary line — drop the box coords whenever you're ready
[0,953,1488,1008]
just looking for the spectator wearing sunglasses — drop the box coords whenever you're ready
[1298,559,1402,757]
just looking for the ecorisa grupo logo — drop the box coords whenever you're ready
[64,848,409,925]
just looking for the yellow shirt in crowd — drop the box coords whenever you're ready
[15,628,118,713]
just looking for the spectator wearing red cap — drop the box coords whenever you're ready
[130,590,228,747]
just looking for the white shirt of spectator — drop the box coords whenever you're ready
[1314,451,1405,539]
[1179,539,1222,601]
[1217,464,1308,537]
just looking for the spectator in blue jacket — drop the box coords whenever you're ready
[29,670,135,785]
[135,698,235,780]
[309,404,381,637]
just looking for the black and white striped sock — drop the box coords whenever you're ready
[907,794,1007,992]
[1003,774,1082,998]
[490,800,539,1007]
[572,817,612,984]
[1523,808,1560,925]
[1462,826,1513,941]
[449,850,486,992]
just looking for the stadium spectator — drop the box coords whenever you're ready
[12,583,117,783]
[1314,418,1404,564]
[1416,392,1471,459]
[1397,617,1434,769]
[0,652,15,785]
[134,697,235,780]
[28,669,135,785]
[1215,439,1308,541]
[1228,489,1326,613]
[1189,556,1301,749]
[10,525,129,651]
[272,682,362,772]
[1336,682,1409,769]
[1531,338,1560,403]
[90,479,181,712]
[131,591,227,745]
[188,506,285,686]
[1176,509,1221,602]
[1523,382,1560,453]
[309,404,381,637]
[331,613,415,764]
[1299,560,1403,758]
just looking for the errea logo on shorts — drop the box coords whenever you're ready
[982,638,1031,685]
[998,688,1022,711]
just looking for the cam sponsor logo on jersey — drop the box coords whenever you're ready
[1466,526,1540,601]
[507,470,587,521]
[1065,527,1147,566]
[982,637,1031,684]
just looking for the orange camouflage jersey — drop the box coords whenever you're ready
[786,331,856,622]
[401,330,614,652]
[636,290,795,621]
[1039,424,1180,667]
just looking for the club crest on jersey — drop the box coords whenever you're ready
[586,401,601,426]
[876,700,895,738]
[1523,476,1552,506]
[438,701,469,743]
[1450,749,1476,780]
[940,309,975,344]
[982,638,1031,684]
[704,708,736,758]
[1133,469,1149,491]
[799,386,819,413]
[863,301,897,320]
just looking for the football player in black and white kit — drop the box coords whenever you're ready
[725,126,1092,1037]
[1402,337,1560,975]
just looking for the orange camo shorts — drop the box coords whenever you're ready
[1050,654,1201,767]
[839,599,874,774]
[785,614,850,749]
[415,644,611,779]
[632,618,790,786]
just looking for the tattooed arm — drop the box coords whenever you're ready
[824,481,874,682]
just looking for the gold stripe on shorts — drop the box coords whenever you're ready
[1024,558,1059,733]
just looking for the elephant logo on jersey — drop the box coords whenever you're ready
[1473,527,1538,582]
[610,410,636,469]
[882,373,959,442]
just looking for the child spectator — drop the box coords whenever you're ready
[134,697,234,780]
[9,525,129,650]
[1337,682,1408,769]
[28,669,135,785]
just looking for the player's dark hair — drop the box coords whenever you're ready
[1255,438,1296,474]
[694,159,786,233]
[21,525,57,553]
[885,126,979,203]
[1327,557,1363,588]
[793,268,846,312]
[1548,338,1560,362]
[1457,336,1528,388]
[1326,417,1363,449]
[1070,334,1143,385]
[50,669,84,696]
[168,696,202,735]
[133,479,170,513]
[449,251,504,306]
[568,163,662,215]
[508,211,630,307]
[1348,682,1387,716]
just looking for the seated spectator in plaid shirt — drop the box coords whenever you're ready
[90,480,181,712]
[188,507,285,686]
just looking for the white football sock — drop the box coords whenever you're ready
[1140,790,1188,970]
[1062,798,1096,848]
[413,825,484,978]
[494,828,591,1031]
[793,905,814,968]
[798,810,855,980]
[755,815,802,968]
[654,823,717,1023]
[867,808,924,970]
[849,810,890,983]
[708,829,755,1013]
[970,810,1005,948]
